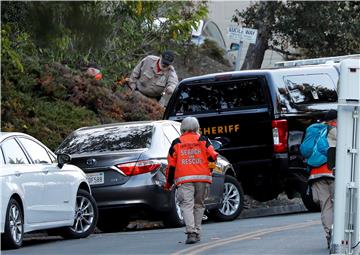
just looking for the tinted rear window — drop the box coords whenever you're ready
[173,78,266,115]
[57,125,153,154]
[283,74,337,104]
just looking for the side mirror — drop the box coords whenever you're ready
[211,140,223,151]
[229,43,240,51]
[57,154,71,169]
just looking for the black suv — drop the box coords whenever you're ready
[164,64,339,210]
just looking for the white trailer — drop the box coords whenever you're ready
[331,59,360,255]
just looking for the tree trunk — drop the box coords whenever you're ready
[240,2,275,70]
[241,22,269,70]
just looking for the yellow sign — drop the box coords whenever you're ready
[200,124,240,135]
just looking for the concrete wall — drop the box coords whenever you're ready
[207,1,284,69]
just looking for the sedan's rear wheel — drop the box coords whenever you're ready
[60,190,98,239]
[211,175,244,221]
[1,198,24,249]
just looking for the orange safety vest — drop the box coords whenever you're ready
[167,132,218,186]
[309,163,334,181]
[309,120,336,181]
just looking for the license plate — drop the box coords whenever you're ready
[86,172,104,185]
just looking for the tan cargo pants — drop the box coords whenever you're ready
[311,178,335,240]
[176,182,210,234]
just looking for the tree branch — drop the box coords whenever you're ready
[269,45,302,57]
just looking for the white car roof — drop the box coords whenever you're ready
[0,132,34,141]
[75,120,180,132]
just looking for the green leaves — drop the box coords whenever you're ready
[1,1,211,149]
[234,1,360,61]
[1,26,24,73]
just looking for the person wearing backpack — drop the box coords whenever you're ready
[300,109,337,249]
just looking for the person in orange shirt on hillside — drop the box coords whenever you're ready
[164,116,218,244]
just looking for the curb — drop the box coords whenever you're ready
[238,203,308,219]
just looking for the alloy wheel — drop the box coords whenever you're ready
[70,195,95,233]
[9,204,23,244]
[220,182,241,216]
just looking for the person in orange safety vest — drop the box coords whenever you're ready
[165,116,218,244]
[308,110,337,249]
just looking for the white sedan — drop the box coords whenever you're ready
[0,132,98,249]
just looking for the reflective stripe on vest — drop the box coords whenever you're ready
[175,175,212,185]
[309,173,334,180]
[309,163,334,180]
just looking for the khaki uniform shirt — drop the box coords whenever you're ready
[129,55,178,99]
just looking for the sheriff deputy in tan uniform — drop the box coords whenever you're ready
[128,50,179,107]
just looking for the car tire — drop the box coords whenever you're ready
[96,210,130,233]
[60,189,98,239]
[299,181,320,212]
[211,175,244,221]
[162,188,185,228]
[1,198,24,249]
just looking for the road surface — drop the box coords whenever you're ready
[3,212,329,255]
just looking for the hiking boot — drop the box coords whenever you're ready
[185,233,197,244]
[195,233,200,242]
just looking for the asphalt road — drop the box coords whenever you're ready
[2,212,329,255]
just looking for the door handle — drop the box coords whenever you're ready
[15,171,21,177]
[43,170,49,174]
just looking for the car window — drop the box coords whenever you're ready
[18,137,52,164]
[283,74,337,104]
[57,125,153,155]
[162,125,180,144]
[202,21,226,49]
[173,79,266,115]
[48,151,57,163]
[1,138,29,164]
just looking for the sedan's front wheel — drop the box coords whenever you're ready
[211,175,244,221]
[60,189,98,239]
[1,198,24,249]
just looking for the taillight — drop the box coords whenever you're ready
[116,160,161,176]
[272,120,288,153]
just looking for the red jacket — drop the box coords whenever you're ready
[166,132,218,186]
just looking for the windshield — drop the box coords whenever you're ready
[57,124,153,155]
[173,79,266,114]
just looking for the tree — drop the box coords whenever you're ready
[0,1,210,150]
[233,2,284,70]
[277,1,360,58]
[1,1,208,76]
[233,1,360,70]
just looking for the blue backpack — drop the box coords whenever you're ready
[300,123,329,168]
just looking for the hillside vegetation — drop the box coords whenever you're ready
[1,2,232,150]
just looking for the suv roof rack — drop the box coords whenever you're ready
[274,54,360,68]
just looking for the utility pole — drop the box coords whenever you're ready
[331,59,360,255]
[234,41,243,71]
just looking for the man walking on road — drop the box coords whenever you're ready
[165,117,218,244]
[128,50,178,107]
[303,110,337,249]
